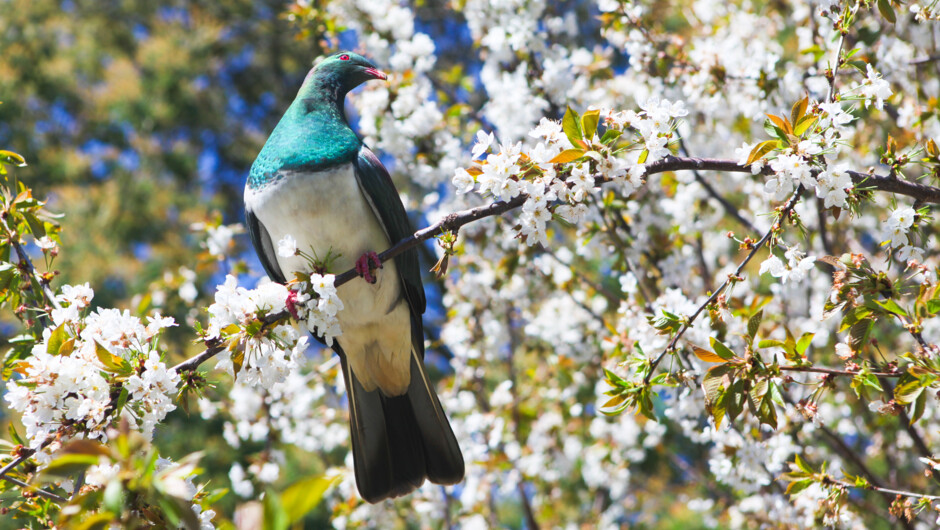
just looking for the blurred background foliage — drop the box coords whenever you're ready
[0,0,328,310]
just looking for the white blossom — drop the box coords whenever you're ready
[277,234,298,258]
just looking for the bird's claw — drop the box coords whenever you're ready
[355,251,383,284]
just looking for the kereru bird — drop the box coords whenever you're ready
[243,51,464,503]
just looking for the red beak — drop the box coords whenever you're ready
[364,67,387,81]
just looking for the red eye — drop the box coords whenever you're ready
[339,54,350,61]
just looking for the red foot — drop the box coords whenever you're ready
[285,290,303,320]
[355,251,383,284]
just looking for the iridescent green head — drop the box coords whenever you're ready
[246,52,386,189]
[298,51,387,103]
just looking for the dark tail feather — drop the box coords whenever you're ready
[405,349,464,485]
[339,350,464,503]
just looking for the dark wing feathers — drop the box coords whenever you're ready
[349,146,464,500]
[353,147,427,318]
[245,207,286,284]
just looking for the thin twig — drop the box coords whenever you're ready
[0,452,35,481]
[818,425,917,529]
[0,472,67,503]
[836,480,940,502]
[644,187,805,385]
[910,54,940,66]
[0,216,63,330]
[778,365,900,378]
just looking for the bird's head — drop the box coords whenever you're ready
[300,51,387,102]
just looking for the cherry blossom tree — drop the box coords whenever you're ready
[3,0,940,527]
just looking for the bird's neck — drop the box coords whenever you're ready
[286,95,361,164]
[247,92,362,190]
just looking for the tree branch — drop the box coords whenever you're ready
[645,156,940,205]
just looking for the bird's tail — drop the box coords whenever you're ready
[339,347,464,503]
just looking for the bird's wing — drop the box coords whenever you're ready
[352,146,427,319]
[245,205,287,284]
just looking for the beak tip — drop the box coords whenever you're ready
[365,67,388,81]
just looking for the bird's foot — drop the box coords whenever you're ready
[285,290,304,320]
[355,251,383,284]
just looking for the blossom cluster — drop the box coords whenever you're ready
[4,284,180,459]
[210,359,348,498]
[759,246,817,285]
[884,205,924,262]
[749,98,858,208]
[206,275,309,388]
[453,98,688,247]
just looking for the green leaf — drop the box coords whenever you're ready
[711,387,728,427]
[709,337,735,360]
[877,0,896,23]
[0,262,17,292]
[0,150,26,167]
[747,310,763,340]
[749,379,769,403]
[927,299,940,314]
[549,149,586,164]
[203,488,229,506]
[725,379,746,422]
[839,306,872,332]
[22,211,46,238]
[601,394,628,411]
[786,478,814,497]
[72,513,116,530]
[8,423,24,446]
[637,386,657,421]
[47,323,68,355]
[158,494,201,530]
[757,339,786,349]
[702,363,735,412]
[795,333,814,355]
[600,129,622,144]
[562,105,584,147]
[847,319,874,352]
[746,140,779,165]
[581,109,601,140]
[604,368,626,387]
[758,393,778,428]
[794,454,813,474]
[42,453,101,478]
[851,371,883,398]
[116,386,130,413]
[94,340,130,373]
[763,118,785,140]
[263,488,289,530]
[912,390,927,424]
[791,97,809,126]
[872,298,908,317]
[894,376,925,405]
[793,115,817,136]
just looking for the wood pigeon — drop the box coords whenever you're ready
[243,51,464,503]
